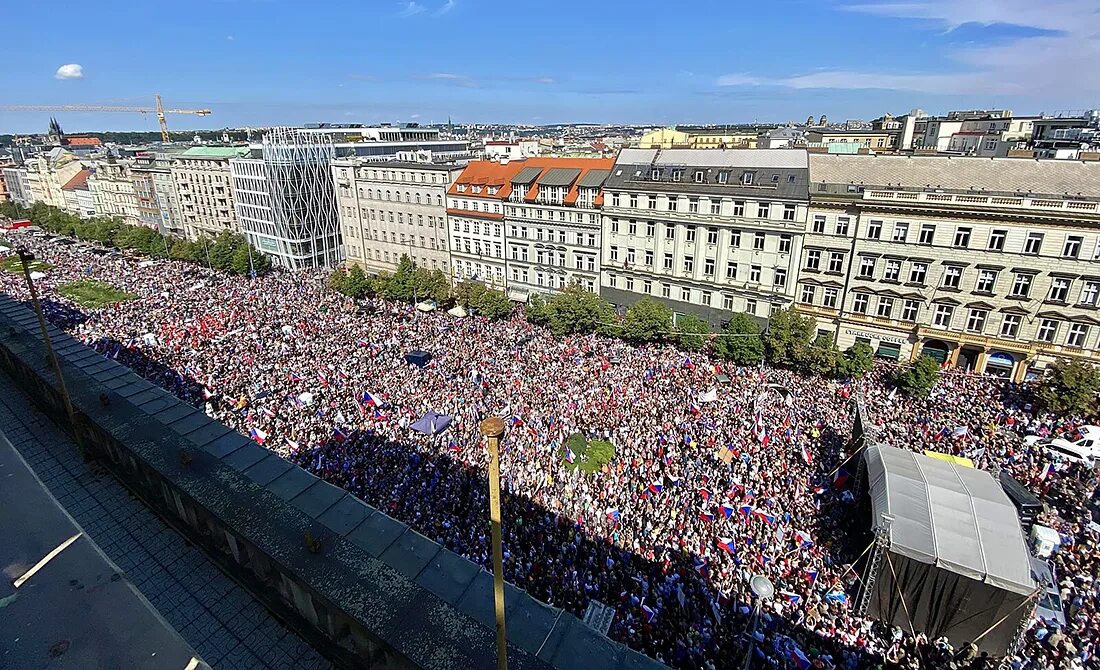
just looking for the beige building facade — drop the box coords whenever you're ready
[798,154,1100,381]
[24,149,84,209]
[171,146,247,240]
[89,160,141,226]
[332,159,461,274]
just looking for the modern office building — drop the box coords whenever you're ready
[501,157,613,298]
[332,159,463,274]
[799,153,1100,380]
[172,146,249,240]
[600,148,810,324]
[231,128,342,269]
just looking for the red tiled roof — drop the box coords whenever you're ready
[450,157,616,208]
[63,137,101,146]
[61,168,92,191]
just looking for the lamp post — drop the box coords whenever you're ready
[480,416,509,670]
[742,574,775,670]
[17,248,86,460]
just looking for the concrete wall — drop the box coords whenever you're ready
[0,293,661,670]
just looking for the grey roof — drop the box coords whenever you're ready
[864,445,1035,595]
[618,148,808,169]
[512,166,545,185]
[577,169,611,188]
[810,153,1100,200]
[538,168,582,187]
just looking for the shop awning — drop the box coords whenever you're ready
[876,343,902,360]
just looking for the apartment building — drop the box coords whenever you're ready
[502,157,613,298]
[25,148,84,208]
[799,153,1100,381]
[601,149,810,324]
[133,151,185,237]
[172,146,248,240]
[61,169,95,218]
[2,167,31,207]
[89,160,141,226]
[332,159,462,274]
[446,160,528,288]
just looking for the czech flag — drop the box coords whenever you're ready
[509,415,524,426]
[780,590,802,605]
[332,427,348,443]
[606,508,621,523]
[804,570,818,584]
[318,373,329,387]
[699,509,715,523]
[283,436,299,452]
[801,444,813,466]
[1039,462,1056,480]
[720,503,735,519]
[738,504,754,518]
[700,488,712,502]
[795,530,814,548]
[648,481,663,495]
[565,448,576,464]
[693,557,709,577]
[716,537,735,554]
[289,371,302,382]
[833,468,850,489]
[758,554,773,567]
[753,509,777,525]
[447,441,461,452]
[641,604,656,623]
[249,427,267,444]
[359,390,380,406]
[789,646,812,670]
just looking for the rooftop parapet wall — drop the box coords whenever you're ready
[0,293,663,670]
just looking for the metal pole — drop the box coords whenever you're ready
[18,248,87,460]
[480,416,508,670]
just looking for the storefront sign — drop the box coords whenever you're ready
[844,328,908,345]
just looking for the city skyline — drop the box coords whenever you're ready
[3,0,1099,133]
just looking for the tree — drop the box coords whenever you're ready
[413,267,451,303]
[799,332,842,377]
[208,231,245,270]
[475,288,514,320]
[1037,360,1100,415]
[894,355,942,397]
[327,268,349,295]
[524,292,550,326]
[675,314,710,352]
[622,298,672,343]
[714,313,765,366]
[345,265,370,298]
[762,307,817,367]
[841,342,876,379]
[544,282,615,337]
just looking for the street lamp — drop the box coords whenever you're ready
[16,248,86,459]
[480,416,509,670]
[742,574,775,670]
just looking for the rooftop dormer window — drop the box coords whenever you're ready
[717,171,730,184]
[671,169,683,182]
[488,186,499,195]
[693,170,704,183]
[457,184,467,192]
[741,171,755,185]
[651,169,661,181]
[472,185,483,193]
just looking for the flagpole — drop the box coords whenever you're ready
[481,416,509,670]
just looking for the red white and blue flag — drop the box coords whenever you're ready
[249,427,267,444]
[716,537,735,553]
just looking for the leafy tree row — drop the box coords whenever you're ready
[329,255,451,304]
[1,201,271,276]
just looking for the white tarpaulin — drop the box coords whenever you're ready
[28,271,46,280]
[698,389,718,403]
[416,300,438,312]
[281,325,294,336]
[0,246,10,253]
[138,260,157,268]
[447,305,467,318]
[297,392,314,406]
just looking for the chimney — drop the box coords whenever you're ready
[499,156,510,165]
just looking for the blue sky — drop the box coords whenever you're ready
[2,0,1098,133]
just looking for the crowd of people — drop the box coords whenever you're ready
[1,232,1097,670]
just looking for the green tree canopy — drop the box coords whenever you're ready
[762,307,817,367]
[675,314,710,352]
[714,313,765,366]
[1036,360,1100,415]
[894,355,942,397]
[543,282,616,337]
[622,298,672,343]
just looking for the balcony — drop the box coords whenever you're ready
[863,189,1100,215]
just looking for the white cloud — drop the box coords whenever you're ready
[54,64,84,80]
[715,0,1100,97]
[534,76,557,85]
[227,35,235,41]
[410,113,421,119]
[418,72,477,88]
[434,0,455,15]
[398,1,425,17]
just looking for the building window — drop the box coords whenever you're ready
[610,219,619,234]
[778,234,792,254]
[700,290,712,306]
[610,245,619,262]
[774,268,787,289]
[828,252,845,274]
[918,224,936,245]
[835,217,850,236]
[932,304,954,328]
[858,257,876,279]
[710,201,721,215]
[707,228,719,245]
[852,293,869,314]
[647,196,657,210]
[718,171,730,184]
[661,283,671,298]
[822,288,838,308]
[1080,281,1100,306]
[730,230,741,248]
[688,198,699,213]
[749,265,761,282]
[883,259,901,282]
[753,232,765,250]
[965,309,987,333]
[1000,314,1021,338]
[667,198,677,212]
[704,258,715,276]
[644,250,654,267]
[892,222,908,242]
[812,215,826,234]
[745,299,757,314]
[783,204,796,221]
[1066,323,1089,348]
[625,277,635,291]
[1049,277,1071,302]
[643,280,652,294]
[1024,232,1044,255]
[975,269,997,293]
[1063,235,1083,258]
[681,287,691,302]
[627,220,638,236]
[800,285,816,304]
[758,203,770,219]
[726,261,737,279]
[629,195,638,208]
[806,250,821,271]
[685,226,696,243]
[876,296,894,318]
[901,300,919,322]
[665,224,675,240]
[1011,273,1033,298]
[663,253,673,271]
[953,227,972,248]
[942,265,962,289]
[988,229,1007,251]
[683,256,694,273]
[1036,319,1059,343]
[722,294,735,310]
[866,220,882,240]
[693,170,704,183]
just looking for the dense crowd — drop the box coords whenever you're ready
[1,233,1097,670]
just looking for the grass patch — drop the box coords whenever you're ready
[56,280,136,308]
[0,256,53,274]
[563,432,616,474]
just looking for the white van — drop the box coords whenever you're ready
[1044,440,1095,467]
[1031,525,1061,559]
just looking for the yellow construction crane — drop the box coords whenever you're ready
[0,94,212,142]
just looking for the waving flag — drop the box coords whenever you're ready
[716,537,735,554]
[318,373,329,387]
[738,504,754,518]
[332,427,348,443]
[753,509,777,525]
[720,503,735,519]
[564,448,577,464]
[359,390,380,407]
[641,604,656,623]
[801,443,813,466]
[693,557,709,577]
[283,436,299,452]
[509,415,524,426]
[789,645,812,670]
[699,508,715,523]
[648,481,664,495]
[202,387,215,400]
[833,468,850,489]
[804,570,818,584]
[780,590,802,605]
[794,530,814,548]
[825,591,848,605]
[1039,462,1056,480]
[447,441,461,452]
[700,488,712,502]
[289,371,302,382]
[759,554,773,567]
[249,427,267,444]
[606,508,621,523]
